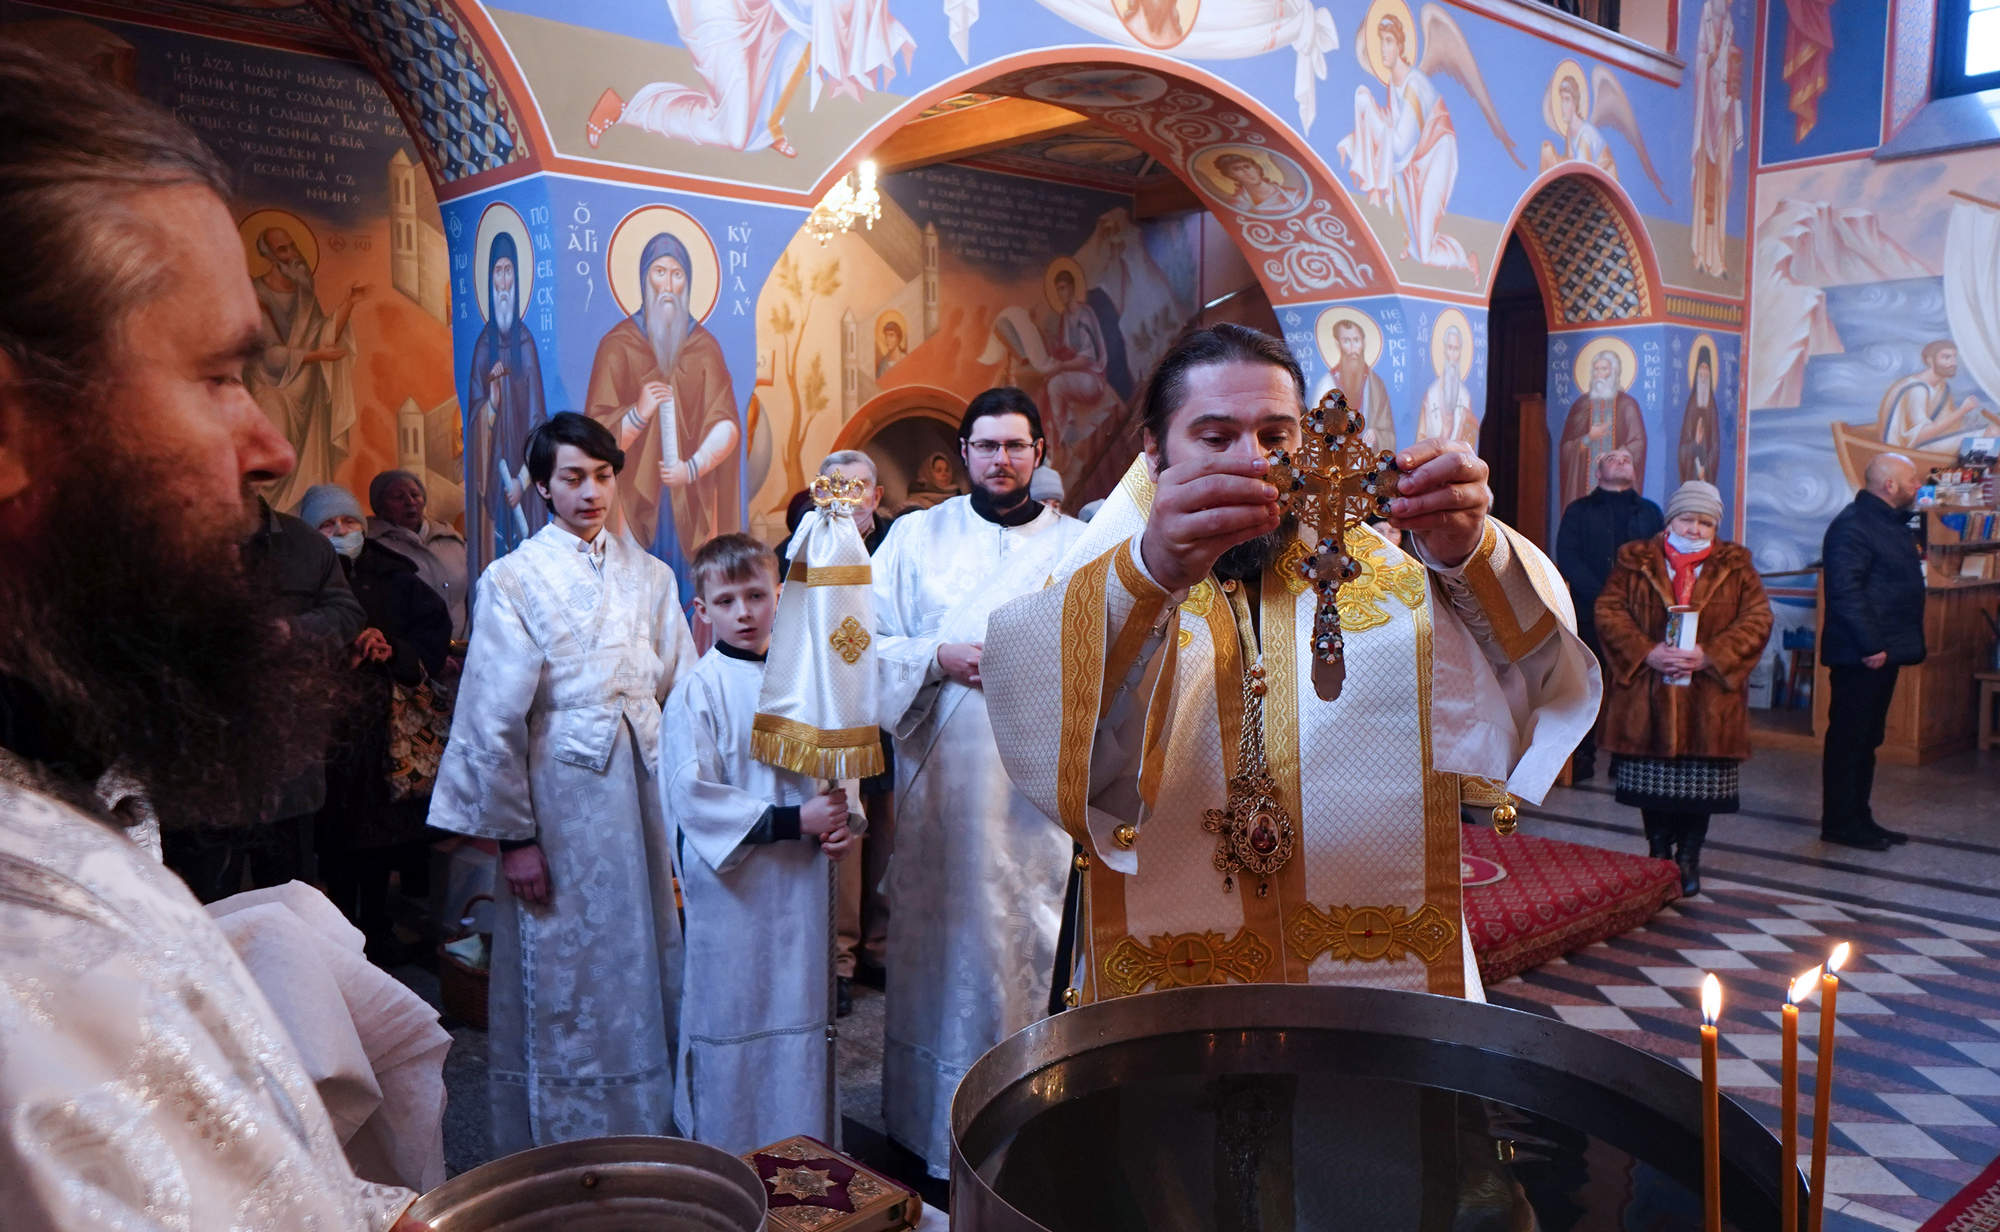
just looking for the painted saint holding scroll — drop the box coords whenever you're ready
[982,325,1600,1005]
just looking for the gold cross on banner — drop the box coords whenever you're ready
[1263,390,1399,702]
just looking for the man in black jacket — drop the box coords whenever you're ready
[1819,454,1926,850]
[1555,448,1664,779]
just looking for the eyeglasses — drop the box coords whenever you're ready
[966,440,1038,458]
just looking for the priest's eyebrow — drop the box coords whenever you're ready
[1182,409,1300,431]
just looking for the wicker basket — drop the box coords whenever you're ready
[437,893,492,1031]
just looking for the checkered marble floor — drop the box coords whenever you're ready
[1487,876,2000,1232]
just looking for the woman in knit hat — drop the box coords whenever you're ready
[1593,480,1773,895]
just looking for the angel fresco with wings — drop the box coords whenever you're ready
[1537,60,1669,202]
[1338,0,1522,275]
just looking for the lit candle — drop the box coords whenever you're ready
[1783,966,1822,1232]
[1703,972,1723,1232]
[1808,943,1850,1232]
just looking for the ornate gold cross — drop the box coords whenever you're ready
[1263,390,1399,702]
[810,471,867,510]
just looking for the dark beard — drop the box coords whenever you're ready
[1214,515,1297,582]
[1152,440,1294,582]
[0,416,348,832]
[969,480,1033,523]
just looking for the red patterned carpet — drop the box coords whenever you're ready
[1919,1150,2000,1232]
[1463,825,1683,984]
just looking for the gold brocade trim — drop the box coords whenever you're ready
[1285,902,1459,965]
[1113,539,1168,602]
[1337,526,1427,633]
[804,564,871,587]
[1460,776,1512,807]
[828,616,870,664]
[1055,549,1115,847]
[1181,578,1215,618]
[1277,539,1313,595]
[1118,455,1157,514]
[1177,628,1193,649]
[1462,520,1559,663]
[1102,928,1275,996]
[1258,567,1311,981]
[749,722,885,781]
[1413,583,1467,996]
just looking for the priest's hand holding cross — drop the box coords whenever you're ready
[1137,363,1493,592]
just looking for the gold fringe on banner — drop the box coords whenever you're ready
[750,714,885,780]
[750,729,885,780]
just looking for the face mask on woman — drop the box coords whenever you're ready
[329,530,365,559]
[1666,531,1711,554]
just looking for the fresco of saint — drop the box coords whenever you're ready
[586,232,742,594]
[1559,345,1648,510]
[877,314,909,377]
[467,229,547,572]
[1338,2,1520,274]
[1041,260,1121,461]
[1205,149,1308,217]
[245,221,363,514]
[585,0,914,156]
[1680,346,1722,484]
[1691,0,1743,277]
[1417,322,1479,446]
[1314,310,1397,451]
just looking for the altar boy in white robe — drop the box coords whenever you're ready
[664,533,858,1154]
[984,325,1599,1006]
[429,411,697,1155]
[870,388,1087,1176]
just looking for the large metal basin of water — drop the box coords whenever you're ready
[951,985,1793,1231]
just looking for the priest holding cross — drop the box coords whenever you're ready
[983,324,1601,1002]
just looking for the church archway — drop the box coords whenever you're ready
[1483,169,1663,545]
[748,51,1402,529]
[832,386,969,515]
[1504,168,1661,326]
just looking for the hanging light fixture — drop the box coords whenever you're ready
[805,161,880,245]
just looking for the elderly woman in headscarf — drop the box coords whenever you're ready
[1594,480,1772,896]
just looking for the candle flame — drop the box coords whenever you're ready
[1701,972,1722,1024]
[1828,942,1850,974]
[1789,965,1823,1005]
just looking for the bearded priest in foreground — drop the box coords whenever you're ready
[982,325,1601,1003]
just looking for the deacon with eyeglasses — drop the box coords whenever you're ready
[867,387,1087,1177]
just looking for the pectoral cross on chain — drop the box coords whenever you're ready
[1263,390,1400,703]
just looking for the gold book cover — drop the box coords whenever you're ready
[742,1135,919,1232]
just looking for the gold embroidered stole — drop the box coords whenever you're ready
[1075,532,1464,1003]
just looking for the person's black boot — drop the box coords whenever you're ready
[1642,813,1674,861]
[1675,836,1703,897]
